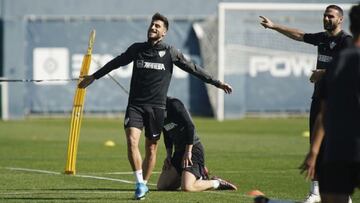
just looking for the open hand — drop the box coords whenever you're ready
[299,152,317,180]
[220,82,233,94]
[182,152,193,168]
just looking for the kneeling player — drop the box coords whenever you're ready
[157,97,237,192]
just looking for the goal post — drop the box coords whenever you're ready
[214,3,354,120]
[0,78,9,120]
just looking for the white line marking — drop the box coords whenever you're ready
[104,171,161,175]
[75,174,134,184]
[6,167,61,175]
[5,167,156,186]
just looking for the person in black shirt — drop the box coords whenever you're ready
[157,97,237,191]
[259,5,352,203]
[78,13,232,200]
[300,4,360,203]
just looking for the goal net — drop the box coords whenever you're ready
[196,3,353,120]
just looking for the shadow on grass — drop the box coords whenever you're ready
[1,197,122,201]
[0,188,138,201]
[0,188,182,201]
[1,188,134,192]
[49,188,134,192]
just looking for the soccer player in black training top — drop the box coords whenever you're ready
[300,4,360,203]
[78,13,232,200]
[259,5,352,203]
[157,97,237,192]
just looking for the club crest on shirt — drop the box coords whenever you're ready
[158,50,166,57]
[329,41,336,49]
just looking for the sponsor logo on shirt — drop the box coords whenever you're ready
[318,54,333,63]
[136,60,165,70]
[144,62,165,70]
[152,133,160,137]
[163,122,177,131]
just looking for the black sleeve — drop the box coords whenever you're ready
[163,130,173,150]
[93,44,134,79]
[169,47,221,88]
[303,32,323,46]
[171,99,196,145]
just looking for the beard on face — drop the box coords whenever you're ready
[323,20,336,31]
[147,29,160,41]
[148,29,155,39]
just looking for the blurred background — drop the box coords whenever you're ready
[0,0,357,120]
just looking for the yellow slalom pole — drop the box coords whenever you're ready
[65,30,96,175]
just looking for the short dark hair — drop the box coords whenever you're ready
[326,5,344,17]
[152,12,169,30]
[349,3,360,36]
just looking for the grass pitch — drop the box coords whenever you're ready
[0,117,359,202]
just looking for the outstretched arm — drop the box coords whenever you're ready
[78,44,135,89]
[171,48,232,94]
[259,16,304,41]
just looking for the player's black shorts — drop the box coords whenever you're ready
[171,142,207,180]
[124,104,165,140]
[319,162,360,194]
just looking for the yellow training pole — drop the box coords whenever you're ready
[65,30,96,175]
